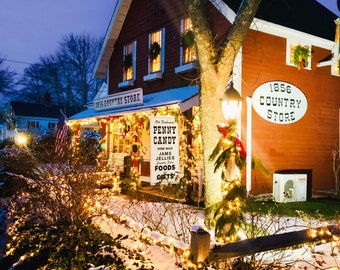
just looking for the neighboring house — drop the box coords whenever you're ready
[0,116,7,141]
[69,0,340,197]
[6,101,64,142]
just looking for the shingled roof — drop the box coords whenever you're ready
[10,101,61,118]
[8,101,83,119]
[225,0,338,41]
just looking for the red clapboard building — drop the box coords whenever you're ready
[69,0,340,199]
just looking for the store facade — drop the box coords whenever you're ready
[68,84,203,187]
[69,0,340,196]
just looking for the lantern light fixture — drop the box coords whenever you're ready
[221,81,243,122]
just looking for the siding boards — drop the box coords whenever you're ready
[105,0,340,195]
[108,0,191,95]
[242,30,339,194]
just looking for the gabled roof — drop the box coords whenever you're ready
[94,0,339,79]
[94,0,132,78]
[10,101,62,119]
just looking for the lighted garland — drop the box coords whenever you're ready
[148,106,202,202]
[208,121,247,242]
[67,107,202,201]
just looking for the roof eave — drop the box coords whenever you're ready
[94,0,132,78]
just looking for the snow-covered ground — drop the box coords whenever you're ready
[1,194,339,269]
[93,195,340,270]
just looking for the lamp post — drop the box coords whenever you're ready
[220,81,243,185]
[221,82,253,196]
[212,81,248,242]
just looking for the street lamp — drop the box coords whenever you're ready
[213,81,247,242]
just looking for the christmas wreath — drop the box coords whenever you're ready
[123,53,133,69]
[293,45,311,70]
[181,30,195,48]
[149,42,161,59]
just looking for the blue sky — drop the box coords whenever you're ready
[0,0,338,75]
[316,0,340,16]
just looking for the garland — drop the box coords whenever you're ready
[208,122,247,242]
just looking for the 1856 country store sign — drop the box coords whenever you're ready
[150,116,180,185]
[94,88,143,112]
[252,81,308,124]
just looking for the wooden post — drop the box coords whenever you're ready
[190,228,210,263]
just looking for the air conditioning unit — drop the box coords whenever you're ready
[273,173,307,203]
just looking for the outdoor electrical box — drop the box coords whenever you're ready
[273,173,307,203]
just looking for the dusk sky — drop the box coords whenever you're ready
[0,0,117,75]
[0,0,339,76]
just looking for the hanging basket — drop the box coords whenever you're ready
[181,30,195,49]
[293,45,311,70]
[149,42,161,59]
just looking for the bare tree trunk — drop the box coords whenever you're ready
[185,0,261,209]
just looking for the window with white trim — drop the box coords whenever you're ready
[175,18,197,74]
[143,29,164,81]
[181,18,196,64]
[286,40,311,70]
[27,121,39,129]
[119,41,136,88]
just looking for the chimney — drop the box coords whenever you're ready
[44,92,52,105]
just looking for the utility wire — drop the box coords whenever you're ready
[0,58,38,66]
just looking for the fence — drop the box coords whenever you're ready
[190,224,340,263]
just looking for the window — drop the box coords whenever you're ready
[109,119,132,154]
[182,18,196,64]
[119,41,137,88]
[143,29,165,81]
[175,18,198,74]
[27,121,39,129]
[48,122,56,129]
[286,40,311,70]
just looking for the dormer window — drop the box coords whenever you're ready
[286,40,311,70]
[143,29,165,82]
[175,18,198,74]
[119,41,136,88]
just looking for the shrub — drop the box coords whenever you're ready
[0,147,127,269]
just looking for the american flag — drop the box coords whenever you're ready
[55,109,68,156]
